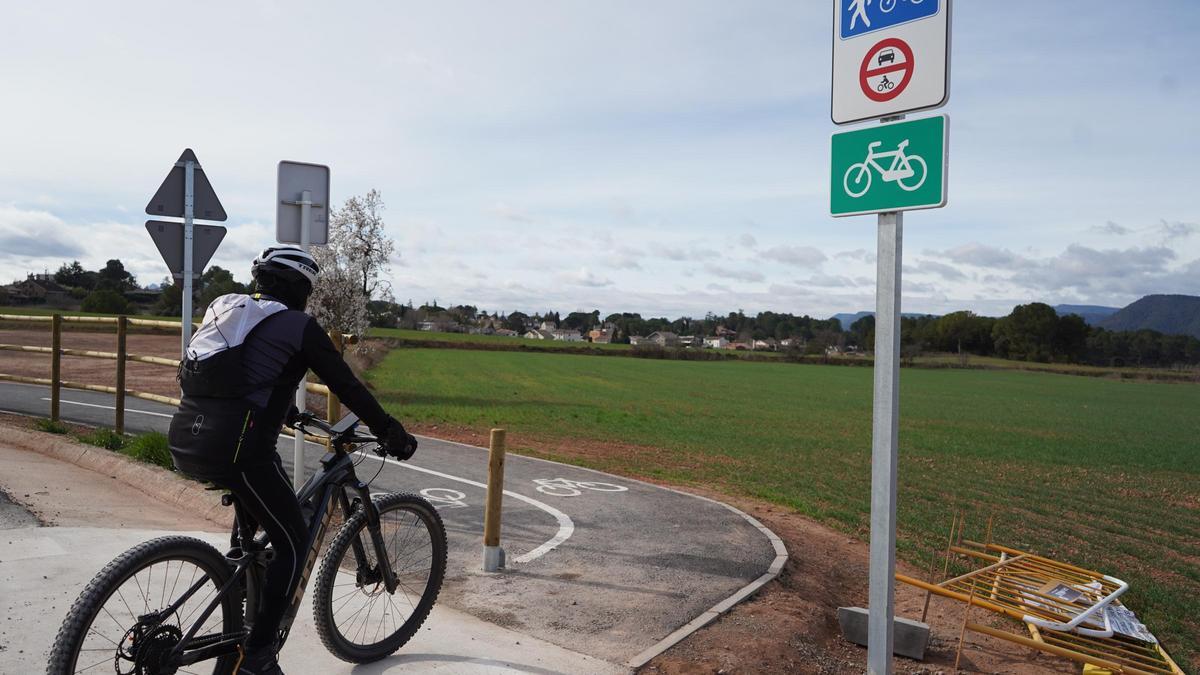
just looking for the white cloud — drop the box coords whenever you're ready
[761,245,827,268]
[704,264,765,283]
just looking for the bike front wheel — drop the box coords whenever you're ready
[880,0,896,12]
[896,155,928,191]
[843,163,872,198]
[47,536,243,675]
[312,492,447,663]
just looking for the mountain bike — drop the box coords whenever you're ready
[842,139,928,198]
[47,412,447,674]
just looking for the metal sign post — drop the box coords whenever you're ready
[292,189,313,490]
[182,160,195,354]
[868,208,902,675]
[145,149,227,358]
[828,1,951,670]
[277,161,330,489]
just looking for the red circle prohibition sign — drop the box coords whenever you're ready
[859,37,914,102]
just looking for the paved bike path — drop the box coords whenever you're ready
[0,526,621,674]
[0,382,784,665]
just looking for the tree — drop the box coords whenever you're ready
[310,190,396,337]
[993,303,1059,362]
[54,261,92,289]
[197,266,247,310]
[1053,314,1089,363]
[82,289,130,314]
[849,315,875,348]
[326,189,394,298]
[504,311,529,333]
[96,259,137,293]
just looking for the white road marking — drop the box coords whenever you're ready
[22,389,574,564]
[41,397,173,419]
[420,488,470,509]
[360,453,574,564]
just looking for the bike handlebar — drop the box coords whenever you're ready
[291,412,379,448]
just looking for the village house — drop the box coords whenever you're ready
[704,336,730,349]
[752,338,778,351]
[646,331,680,348]
[551,328,583,342]
[2,274,70,306]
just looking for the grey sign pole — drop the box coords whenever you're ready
[182,159,196,356]
[291,190,314,489]
[867,205,903,674]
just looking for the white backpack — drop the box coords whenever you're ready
[179,293,288,397]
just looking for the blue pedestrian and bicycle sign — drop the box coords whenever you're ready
[839,0,940,39]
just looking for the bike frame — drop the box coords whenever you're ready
[157,422,395,669]
[862,141,913,177]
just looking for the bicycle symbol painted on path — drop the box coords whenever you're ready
[532,478,628,497]
[420,487,470,509]
[842,138,928,198]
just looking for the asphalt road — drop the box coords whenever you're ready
[0,381,779,664]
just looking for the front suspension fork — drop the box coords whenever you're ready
[345,481,399,594]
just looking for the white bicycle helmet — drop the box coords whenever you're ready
[251,246,320,285]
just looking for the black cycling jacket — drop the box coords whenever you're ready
[168,307,392,475]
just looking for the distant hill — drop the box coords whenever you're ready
[830,310,937,330]
[1099,294,1200,338]
[1053,304,1120,326]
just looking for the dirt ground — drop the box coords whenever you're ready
[0,332,1083,672]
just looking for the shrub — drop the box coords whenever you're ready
[81,289,130,314]
[35,418,69,434]
[77,427,125,451]
[121,432,173,470]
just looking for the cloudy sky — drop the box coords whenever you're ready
[1,1,1197,319]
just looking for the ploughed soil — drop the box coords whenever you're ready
[0,331,1077,672]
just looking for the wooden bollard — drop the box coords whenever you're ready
[50,314,61,422]
[115,316,127,435]
[483,428,506,572]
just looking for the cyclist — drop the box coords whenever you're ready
[167,245,417,675]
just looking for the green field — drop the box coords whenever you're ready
[367,347,1200,664]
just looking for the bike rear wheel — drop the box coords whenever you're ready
[47,536,243,675]
[312,492,447,663]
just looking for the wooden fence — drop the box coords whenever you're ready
[0,313,338,436]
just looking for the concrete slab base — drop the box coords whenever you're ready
[836,606,930,661]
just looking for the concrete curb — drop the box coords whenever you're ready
[1,423,233,529]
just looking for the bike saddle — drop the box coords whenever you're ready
[868,141,882,149]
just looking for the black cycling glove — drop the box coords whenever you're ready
[374,417,418,461]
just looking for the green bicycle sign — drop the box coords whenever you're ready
[830,114,947,217]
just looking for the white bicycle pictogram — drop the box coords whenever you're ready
[420,487,470,509]
[880,0,925,13]
[532,477,628,497]
[843,138,928,198]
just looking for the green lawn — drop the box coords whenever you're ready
[368,348,1200,664]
